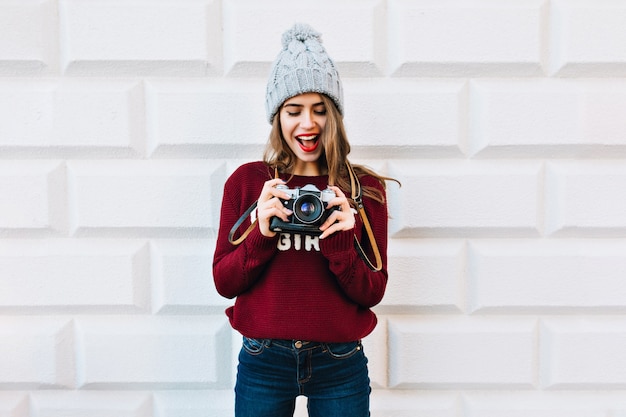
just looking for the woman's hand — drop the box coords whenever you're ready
[319,186,356,239]
[256,178,293,237]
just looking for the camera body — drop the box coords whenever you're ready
[270,184,336,235]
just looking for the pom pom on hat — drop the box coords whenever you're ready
[281,23,321,48]
[265,23,343,124]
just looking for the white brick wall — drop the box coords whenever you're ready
[2,0,626,415]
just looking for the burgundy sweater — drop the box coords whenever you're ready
[212,161,389,343]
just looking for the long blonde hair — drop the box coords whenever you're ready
[263,94,397,204]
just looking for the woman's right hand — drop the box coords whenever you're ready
[256,178,293,237]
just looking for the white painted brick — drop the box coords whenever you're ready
[67,160,222,235]
[154,390,233,417]
[0,392,29,417]
[469,239,626,313]
[0,318,74,389]
[383,239,466,312]
[387,160,543,238]
[0,161,64,234]
[0,239,149,313]
[464,391,626,417]
[362,316,387,388]
[546,161,626,235]
[551,0,626,76]
[0,0,58,75]
[53,80,145,153]
[223,0,385,76]
[541,317,626,388]
[230,328,242,385]
[151,239,229,314]
[294,397,308,417]
[59,0,221,76]
[388,0,546,77]
[0,80,55,149]
[470,80,626,157]
[388,316,538,388]
[4,0,626,413]
[371,390,460,417]
[145,79,266,158]
[343,80,467,158]
[76,316,231,388]
[0,80,143,155]
[31,391,152,417]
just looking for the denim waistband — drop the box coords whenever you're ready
[268,339,317,349]
[262,339,361,350]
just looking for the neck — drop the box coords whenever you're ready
[292,161,326,176]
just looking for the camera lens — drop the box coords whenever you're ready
[294,194,323,224]
[300,201,316,216]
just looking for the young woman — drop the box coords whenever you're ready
[213,23,396,417]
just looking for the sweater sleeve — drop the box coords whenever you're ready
[320,176,389,308]
[212,165,278,299]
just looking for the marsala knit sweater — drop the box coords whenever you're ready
[212,161,389,343]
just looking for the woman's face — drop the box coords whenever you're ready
[279,93,327,175]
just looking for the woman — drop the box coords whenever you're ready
[213,23,395,417]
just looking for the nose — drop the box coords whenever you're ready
[300,110,316,129]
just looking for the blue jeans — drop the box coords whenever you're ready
[235,338,371,417]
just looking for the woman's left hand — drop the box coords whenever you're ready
[319,186,356,239]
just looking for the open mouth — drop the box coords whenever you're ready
[296,135,320,152]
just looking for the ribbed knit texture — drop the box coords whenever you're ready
[213,162,389,343]
[265,23,344,124]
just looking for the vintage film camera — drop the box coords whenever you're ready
[270,184,337,235]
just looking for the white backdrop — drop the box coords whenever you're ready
[2,0,626,415]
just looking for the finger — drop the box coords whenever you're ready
[270,188,292,202]
[319,210,355,237]
[260,179,288,201]
[261,198,293,219]
[326,187,353,210]
[319,222,336,239]
[327,185,345,198]
[320,222,347,239]
[320,208,342,228]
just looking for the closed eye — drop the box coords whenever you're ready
[282,102,326,117]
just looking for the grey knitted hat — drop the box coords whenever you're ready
[265,23,344,124]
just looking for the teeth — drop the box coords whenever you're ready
[297,135,318,141]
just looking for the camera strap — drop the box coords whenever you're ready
[228,163,383,272]
[346,161,383,272]
[227,167,279,245]
[227,201,258,245]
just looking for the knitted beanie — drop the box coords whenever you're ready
[265,23,343,124]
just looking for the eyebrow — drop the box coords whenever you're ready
[283,101,325,108]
